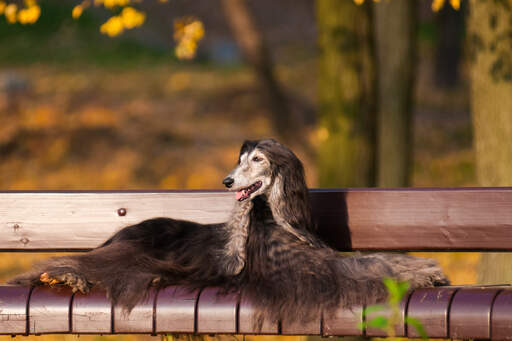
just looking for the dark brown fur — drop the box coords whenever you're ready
[9,139,448,326]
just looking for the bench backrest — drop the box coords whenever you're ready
[1,188,512,252]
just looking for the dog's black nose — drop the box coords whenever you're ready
[223,177,234,188]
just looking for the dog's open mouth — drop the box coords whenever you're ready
[235,181,262,201]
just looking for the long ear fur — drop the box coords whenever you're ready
[257,139,315,234]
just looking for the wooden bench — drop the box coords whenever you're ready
[1,188,512,339]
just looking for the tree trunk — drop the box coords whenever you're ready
[316,0,376,187]
[374,0,416,187]
[468,0,512,284]
[220,0,294,141]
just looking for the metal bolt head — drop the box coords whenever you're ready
[117,208,127,216]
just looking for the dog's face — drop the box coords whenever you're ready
[223,140,274,202]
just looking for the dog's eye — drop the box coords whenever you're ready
[252,156,262,162]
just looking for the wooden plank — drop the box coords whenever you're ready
[323,305,363,337]
[238,293,279,334]
[0,286,31,335]
[0,191,232,251]
[114,289,156,334]
[154,286,198,334]
[449,287,503,340]
[29,286,73,334]
[72,289,112,334]
[406,286,459,338]
[196,287,238,334]
[365,292,410,337]
[1,188,512,251]
[281,314,320,335]
[491,288,512,340]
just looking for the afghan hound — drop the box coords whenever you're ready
[9,139,448,325]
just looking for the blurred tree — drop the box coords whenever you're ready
[221,0,295,142]
[468,0,512,283]
[374,0,417,187]
[316,0,376,187]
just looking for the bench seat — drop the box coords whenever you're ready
[1,285,512,339]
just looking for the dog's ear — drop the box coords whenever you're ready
[239,140,258,159]
[267,145,315,233]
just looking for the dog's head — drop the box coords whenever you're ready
[223,139,306,202]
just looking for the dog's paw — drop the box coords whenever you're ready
[40,272,91,294]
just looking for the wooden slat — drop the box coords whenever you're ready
[365,292,410,337]
[196,287,238,334]
[114,289,156,333]
[281,314,320,335]
[72,290,112,334]
[323,305,363,337]
[311,188,512,251]
[0,191,232,251]
[154,286,198,334]
[491,289,512,340]
[29,286,73,334]
[407,286,459,338]
[5,285,512,338]
[238,293,279,334]
[1,188,512,251]
[449,287,503,340]
[0,286,31,335]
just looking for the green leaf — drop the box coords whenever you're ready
[367,316,389,329]
[362,304,387,317]
[405,316,428,340]
[383,277,410,304]
[383,277,399,298]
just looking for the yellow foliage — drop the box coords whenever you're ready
[120,7,145,29]
[100,15,124,37]
[160,174,180,188]
[95,0,130,9]
[45,138,70,164]
[185,165,223,189]
[23,106,59,129]
[431,0,461,11]
[79,106,119,127]
[353,0,461,11]
[450,0,461,10]
[4,3,17,24]
[174,18,205,60]
[0,1,6,15]
[100,7,145,37]
[72,4,84,19]
[17,3,40,24]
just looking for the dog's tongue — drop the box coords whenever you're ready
[236,190,245,201]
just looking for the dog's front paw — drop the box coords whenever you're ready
[40,272,92,294]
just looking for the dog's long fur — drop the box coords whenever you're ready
[10,139,448,326]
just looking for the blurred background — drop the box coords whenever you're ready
[0,0,511,340]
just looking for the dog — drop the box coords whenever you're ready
[10,139,448,325]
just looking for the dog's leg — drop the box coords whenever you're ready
[39,271,91,293]
[357,253,450,287]
[9,256,93,293]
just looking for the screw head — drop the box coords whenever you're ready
[117,208,127,216]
